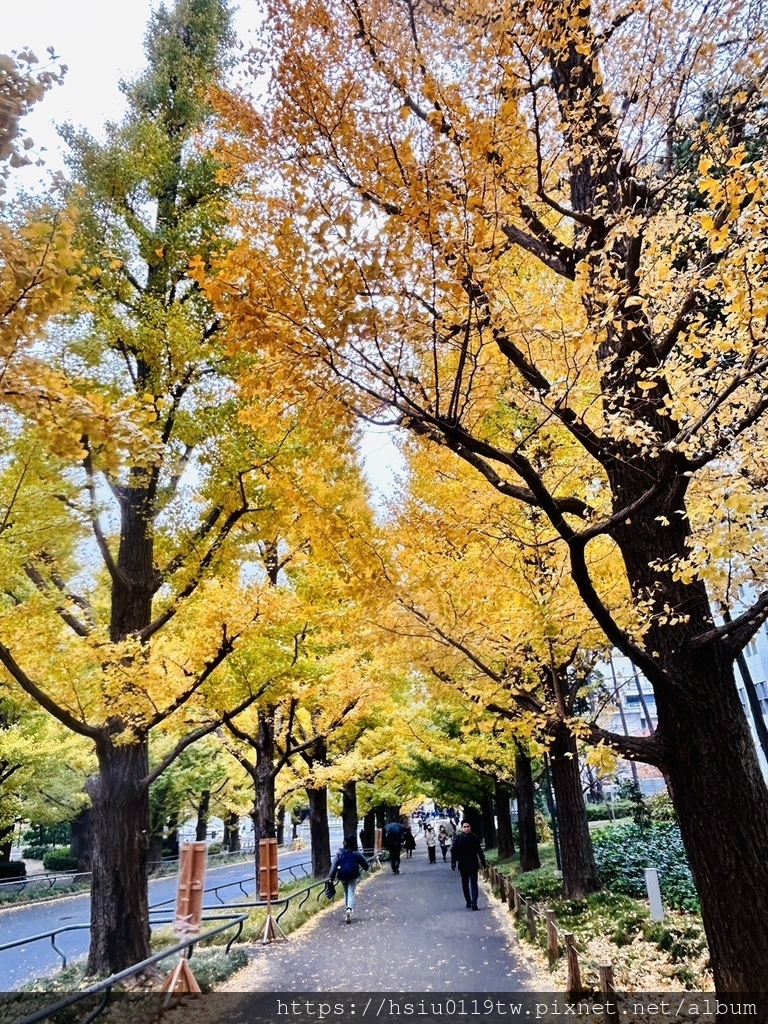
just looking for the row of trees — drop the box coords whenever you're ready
[3,0,768,1004]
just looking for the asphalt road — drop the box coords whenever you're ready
[0,846,319,991]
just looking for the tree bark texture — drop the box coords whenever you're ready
[70,807,93,872]
[515,747,540,872]
[306,784,331,877]
[195,790,210,842]
[548,723,600,899]
[341,781,358,847]
[495,779,515,861]
[86,739,151,975]
[480,790,497,849]
[250,707,277,883]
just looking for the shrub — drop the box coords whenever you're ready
[647,792,676,822]
[0,861,26,879]
[22,845,50,860]
[43,848,79,871]
[585,800,635,821]
[592,822,699,912]
[207,842,224,855]
[535,811,553,843]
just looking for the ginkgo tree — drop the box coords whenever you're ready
[0,0,325,978]
[210,0,768,996]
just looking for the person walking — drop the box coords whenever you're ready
[424,821,438,863]
[384,821,406,874]
[437,824,450,861]
[329,835,370,924]
[451,819,487,910]
[403,826,416,858]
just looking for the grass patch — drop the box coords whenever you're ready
[486,840,710,989]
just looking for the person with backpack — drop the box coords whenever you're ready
[329,835,370,924]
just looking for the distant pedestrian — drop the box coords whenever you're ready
[424,822,437,863]
[329,834,370,924]
[403,826,416,858]
[384,821,406,874]
[451,819,487,910]
[437,824,450,861]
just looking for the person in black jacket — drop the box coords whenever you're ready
[450,820,487,910]
[329,835,370,924]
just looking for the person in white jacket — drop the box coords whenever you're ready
[424,822,438,863]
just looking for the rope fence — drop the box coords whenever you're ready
[483,864,618,1007]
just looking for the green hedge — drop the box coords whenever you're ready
[585,800,635,821]
[43,848,79,871]
[0,861,27,879]
[592,822,699,912]
[22,845,50,860]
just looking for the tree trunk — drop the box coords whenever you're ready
[165,812,179,858]
[495,779,515,861]
[480,789,497,849]
[250,706,277,882]
[224,811,240,852]
[658,651,768,998]
[515,746,540,872]
[86,738,151,976]
[306,784,331,877]
[463,805,483,841]
[341,781,358,846]
[195,790,210,841]
[70,807,93,872]
[361,808,375,850]
[0,824,12,863]
[610,480,768,996]
[548,722,600,898]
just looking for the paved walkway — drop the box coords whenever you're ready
[218,849,541,992]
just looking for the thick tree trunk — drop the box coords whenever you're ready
[480,790,497,849]
[86,739,151,976]
[548,723,600,898]
[609,481,768,996]
[495,779,515,861]
[195,790,210,841]
[515,746,540,872]
[463,805,483,840]
[306,785,331,877]
[658,652,768,998]
[341,781,358,846]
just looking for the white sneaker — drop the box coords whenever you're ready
[345,907,352,924]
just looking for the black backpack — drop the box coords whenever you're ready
[336,848,359,881]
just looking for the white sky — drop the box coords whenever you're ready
[4,0,405,504]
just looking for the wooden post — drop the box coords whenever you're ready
[498,875,507,903]
[599,964,619,1024]
[174,842,207,935]
[513,886,523,920]
[565,933,583,998]
[545,909,559,962]
[161,842,208,1005]
[259,838,287,944]
[526,902,537,941]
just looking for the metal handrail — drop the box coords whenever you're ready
[0,870,321,973]
[0,871,92,894]
[8,914,249,1024]
[147,859,312,909]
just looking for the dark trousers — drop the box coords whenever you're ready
[390,845,401,872]
[460,870,479,908]
[428,845,437,863]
